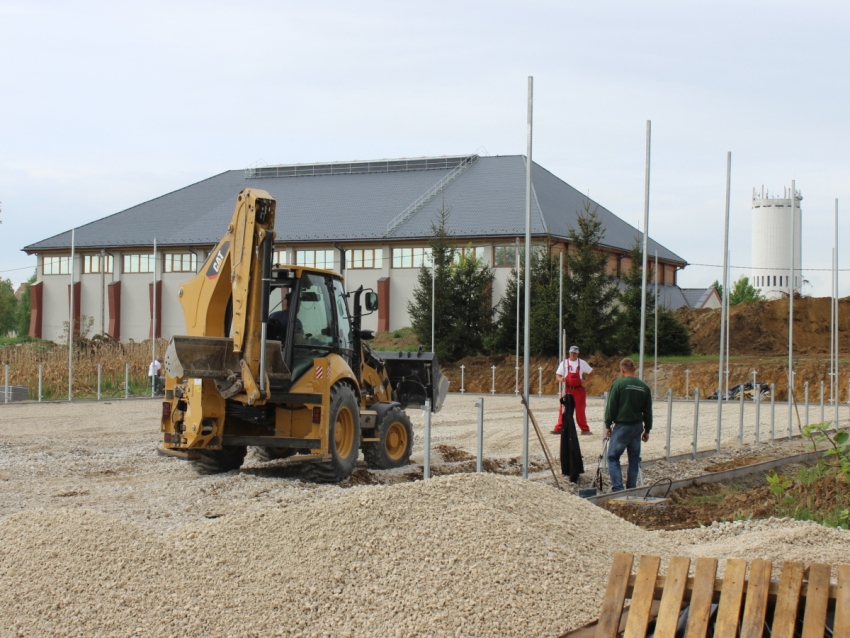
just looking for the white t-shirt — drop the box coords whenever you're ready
[148,360,162,377]
[556,358,592,378]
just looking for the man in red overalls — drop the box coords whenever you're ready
[553,345,594,435]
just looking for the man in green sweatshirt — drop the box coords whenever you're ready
[604,357,652,492]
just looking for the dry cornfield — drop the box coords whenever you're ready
[0,338,167,399]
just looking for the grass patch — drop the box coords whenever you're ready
[624,353,746,365]
[680,483,748,507]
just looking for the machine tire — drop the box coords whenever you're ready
[302,384,360,483]
[363,407,413,470]
[254,447,295,462]
[193,446,247,475]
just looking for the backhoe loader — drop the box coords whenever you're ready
[160,188,448,481]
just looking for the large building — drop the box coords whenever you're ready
[24,154,689,342]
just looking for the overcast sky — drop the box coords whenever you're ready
[1,0,848,297]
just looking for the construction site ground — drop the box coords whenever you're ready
[2,395,849,637]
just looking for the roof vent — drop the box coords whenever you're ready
[244,155,475,179]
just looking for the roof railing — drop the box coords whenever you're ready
[244,155,474,180]
[384,155,478,236]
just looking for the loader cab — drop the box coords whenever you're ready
[267,268,356,384]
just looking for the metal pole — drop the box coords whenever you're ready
[4,364,8,404]
[638,120,651,380]
[685,369,689,400]
[804,381,809,428]
[654,250,658,399]
[538,366,542,398]
[515,238,520,396]
[725,250,731,398]
[755,386,761,444]
[125,363,130,399]
[738,382,744,445]
[788,180,795,440]
[431,261,435,354]
[717,152,731,454]
[460,365,465,394]
[152,238,157,398]
[38,365,43,402]
[491,365,496,395]
[69,228,75,401]
[834,199,839,426]
[515,366,519,396]
[770,383,775,441]
[558,250,563,381]
[423,399,431,479]
[821,380,825,424]
[476,398,484,473]
[665,389,672,461]
[692,388,700,460]
[521,76,533,479]
[98,364,102,401]
[831,248,836,410]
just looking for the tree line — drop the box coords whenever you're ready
[0,272,34,340]
[407,203,692,363]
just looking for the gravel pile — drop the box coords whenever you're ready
[3,473,849,638]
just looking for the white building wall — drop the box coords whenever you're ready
[161,272,191,337]
[41,273,71,341]
[79,273,108,336]
[120,274,153,342]
[752,189,803,299]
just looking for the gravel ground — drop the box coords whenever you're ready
[1,397,848,637]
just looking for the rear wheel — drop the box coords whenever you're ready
[193,446,247,474]
[363,407,413,470]
[254,447,295,462]
[302,384,360,482]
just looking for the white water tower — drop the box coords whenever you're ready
[751,185,802,299]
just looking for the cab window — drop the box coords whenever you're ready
[291,273,334,381]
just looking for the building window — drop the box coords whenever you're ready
[123,254,156,274]
[43,256,71,275]
[346,248,383,269]
[392,247,432,268]
[82,254,113,274]
[493,245,518,267]
[454,246,486,264]
[296,249,335,270]
[273,249,290,266]
[163,252,198,273]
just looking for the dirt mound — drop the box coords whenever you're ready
[676,296,850,356]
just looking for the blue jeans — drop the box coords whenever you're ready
[607,423,643,492]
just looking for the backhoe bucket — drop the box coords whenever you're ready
[165,336,290,384]
[376,351,449,413]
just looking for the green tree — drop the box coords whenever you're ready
[648,306,692,356]
[441,247,495,361]
[0,279,18,337]
[562,203,620,355]
[15,271,36,337]
[728,276,763,305]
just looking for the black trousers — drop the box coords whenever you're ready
[559,393,584,482]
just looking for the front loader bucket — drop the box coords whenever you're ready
[165,336,290,384]
[376,350,449,413]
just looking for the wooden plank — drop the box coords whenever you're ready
[834,564,850,638]
[685,557,718,638]
[624,555,661,638]
[740,558,772,638]
[652,556,690,638]
[714,558,747,638]
[771,561,804,638]
[595,552,634,638]
[801,563,831,638]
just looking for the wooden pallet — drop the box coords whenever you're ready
[561,552,850,638]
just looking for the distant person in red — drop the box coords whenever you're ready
[553,346,594,435]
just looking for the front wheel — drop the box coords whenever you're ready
[302,384,361,482]
[363,407,413,470]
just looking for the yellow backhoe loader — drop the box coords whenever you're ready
[160,189,447,481]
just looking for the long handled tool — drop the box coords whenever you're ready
[595,437,609,491]
[520,396,566,491]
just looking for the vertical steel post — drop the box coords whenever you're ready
[770,384,775,440]
[654,250,658,399]
[692,388,700,460]
[521,76,533,479]
[125,364,130,399]
[821,380,825,424]
[69,228,75,401]
[755,386,761,444]
[4,364,8,404]
[558,250,563,382]
[788,181,795,440]
[835,199,840,428]
[717,152,732,454]
[685,369,689,399]
[460,365,465,394]
[538,366,542,398]
[431,261,435,354]
[665,389,672,461]
[38,365,43,402]
[97,364,102,401]
[423,399,431,479]
[515,366,519,396]
[151,238,157,398]
[804,381,809,428]
[476,398,484,473]
[738,382,744,445]
[515,237,520,398]
[639,120,651,379]
[491,366,496,395]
